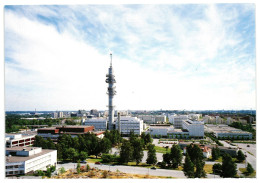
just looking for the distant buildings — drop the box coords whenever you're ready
[5,133,36,148]
[137,114,166,124]
[6,147,57,176]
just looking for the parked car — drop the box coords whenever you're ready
[151,167,156,170]
[247,145,250,147]
[95,162,101,164]
[80,160,87,163]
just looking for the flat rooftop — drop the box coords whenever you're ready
[6,149,56,163]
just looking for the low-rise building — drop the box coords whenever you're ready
[5,134,35,148]
[205,124,252,139]
[6,147,57,176]
[37,125,95,140]
[137,115,166,124]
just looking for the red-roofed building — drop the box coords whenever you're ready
[183,144,212,158]
[37,125,95,141]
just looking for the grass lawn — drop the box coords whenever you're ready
[204,164,213,174]
[154,146,171,154]
[215,157,222,162]
[87,156,102,163]
[239,168,256,178]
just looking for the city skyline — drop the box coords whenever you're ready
[4,4,256,111]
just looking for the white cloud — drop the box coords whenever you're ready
[4,5,256,111]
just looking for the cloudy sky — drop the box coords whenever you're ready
[4,4,256,111]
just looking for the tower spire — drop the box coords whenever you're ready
[110,53,112,67]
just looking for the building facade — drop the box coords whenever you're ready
[169,115,188,128]
[5,134,35,148]
[6,147,57,176]
[83,118,107,131]
[182,120,204,137]
[116,116,143,135]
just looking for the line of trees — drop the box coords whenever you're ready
[6,114,61,132]
[230,122,256,139]
[33,130,122,162]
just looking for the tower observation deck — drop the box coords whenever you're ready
[106,53,116,130]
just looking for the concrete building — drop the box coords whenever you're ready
[205,124,252,139]
[137,115,166,124]
[90,109,99,117]
[83,118,107,131]
[226,117,233,125]
[5,134,36,148]
[37,125,95,141]
[182,120,204,137]
[116,116,143,135]
[6,147,57,176]
[169,115,188,128]
[188,114,202,121]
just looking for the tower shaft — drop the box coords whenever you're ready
[106,54,116,130]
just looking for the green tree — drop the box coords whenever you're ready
[145,133,153,145]
[119,140,133,164]
[212,163,222,175]
[77,161,81,174]
[183,154,194,178]
[246,163,254,174]
[237,150,245,162]
[186,144,206,178]
[212,146,220,160]
[65,148,78,162]
[79,151,88,161]
[100,137,112,154]
[132,138,144,165]
[146,144,157,165]
[162,153,171,167]
[221,153,237,178]
[170,144,183,168]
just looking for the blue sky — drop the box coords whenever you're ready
[4,4,256,111]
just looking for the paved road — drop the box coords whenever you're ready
[57,162,220,178]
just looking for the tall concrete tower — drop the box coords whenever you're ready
[106,53,116,130]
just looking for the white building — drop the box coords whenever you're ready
[6,147,57,176]
[149,126,172,136]
[182,120,204,137]
[5,134,35,148]
[137,115,166,124]
[116,116,143,135]
[169,115,188,128]
[205,124,252,139]
[83,118,107,131]
[188,114,202,121]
